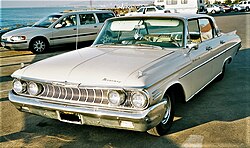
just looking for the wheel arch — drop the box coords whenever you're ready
[29,36,50,48]
[163,82,186,104]
[223,56,233,66]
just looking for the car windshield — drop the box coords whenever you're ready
[33,14,62,28]
[93,18,184,48]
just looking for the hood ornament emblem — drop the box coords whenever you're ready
[102,78,121,83]
[138,70,144,78]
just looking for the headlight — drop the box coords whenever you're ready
[131,91,148,108]
[27,81,42,96]
[13,79,26,93]
[108,90,126,105]
[10,36,26,42]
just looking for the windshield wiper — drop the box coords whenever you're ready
[33,25,47,28]
[95,42,123,47]
[134,43,163,50]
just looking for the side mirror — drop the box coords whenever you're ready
[55,24,62,29]
[187,43,199,51]
[216,28,222,36]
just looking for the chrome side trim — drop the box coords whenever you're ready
[179,42,240,79]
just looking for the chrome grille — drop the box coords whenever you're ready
[38,83,110,106]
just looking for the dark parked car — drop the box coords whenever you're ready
[220,4,232,12]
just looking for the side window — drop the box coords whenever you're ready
[96,13,114,23]
[137,8,144,12]
[166,0,177,5]
[146,8,156,12]
[55,15,77,28]
[188,19,201,43]
[79,14,96,25]
[181,0,188,4]
[199,19,213,41]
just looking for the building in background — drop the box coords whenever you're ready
[154,0,207,14]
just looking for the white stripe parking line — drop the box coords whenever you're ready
[181,135,204,148]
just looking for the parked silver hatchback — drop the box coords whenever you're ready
[1,10,115,53]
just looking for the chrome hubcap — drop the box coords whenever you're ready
[161,96,171,125]
[33,40,45,52]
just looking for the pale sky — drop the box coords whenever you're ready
[1,0,153,8]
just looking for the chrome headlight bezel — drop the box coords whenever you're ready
[27,81,43,96]
[131,91,148,108]
[107,90,126,106]
[13,79,27,93]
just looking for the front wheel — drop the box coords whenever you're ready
[246,7,250,12]
[30,38,48,54]
[147,93,175,136]
[211,10,216,14]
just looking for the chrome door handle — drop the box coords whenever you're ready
[206,46,212,51]
[192,57,201,62]
[220,40,225,44]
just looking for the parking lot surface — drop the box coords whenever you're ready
[0,13,249,147]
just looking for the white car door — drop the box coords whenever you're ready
[51,14,77,45]
[183,19,214,96]
[204,27,238,79]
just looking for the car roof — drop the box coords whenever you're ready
[51,10,114,16]
[112,13,212,21]
[140,6,157,8]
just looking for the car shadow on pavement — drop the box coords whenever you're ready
[1,48,249,147]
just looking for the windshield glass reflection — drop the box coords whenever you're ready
[94,18,184,48]
[33,14,62,28]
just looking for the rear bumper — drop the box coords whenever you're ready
[9,91,167,132]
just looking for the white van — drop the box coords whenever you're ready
[239,0,250,11]
[154,0,206,14]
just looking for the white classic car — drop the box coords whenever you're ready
[125,6,170,16]
[9,14,241,136]
[1,10,115,53]
[206,4,222,14]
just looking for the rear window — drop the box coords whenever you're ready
[96,13,114,23]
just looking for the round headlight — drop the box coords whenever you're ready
[108,90,126,105]
[131,92,148,108]
[27,82,42,96]
[13,79,26,93]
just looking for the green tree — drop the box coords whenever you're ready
[233,0,243,4]
[225,0,232,5]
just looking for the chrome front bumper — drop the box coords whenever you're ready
[9,91,167,132]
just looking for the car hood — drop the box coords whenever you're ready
[12,46,175,88]
[2,27,48,38]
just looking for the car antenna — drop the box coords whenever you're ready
[76,16,79,51]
